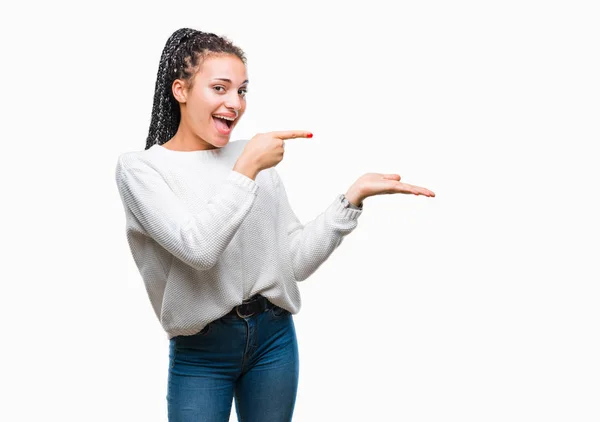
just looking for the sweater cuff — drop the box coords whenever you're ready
[332,194,363,220]
[228,170,259,194]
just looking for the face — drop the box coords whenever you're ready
[173,54,248,148]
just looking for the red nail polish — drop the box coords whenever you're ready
[307,133,313,138]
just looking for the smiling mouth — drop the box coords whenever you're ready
[213,115,236,128]
[212,114,236,134]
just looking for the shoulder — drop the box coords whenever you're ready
[115,148,159,178]
[268,167,281,187]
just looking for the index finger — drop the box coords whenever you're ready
[270,130,313,140]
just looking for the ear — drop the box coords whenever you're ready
[172,79,188,103]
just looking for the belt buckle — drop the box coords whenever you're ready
[235,303,254,318]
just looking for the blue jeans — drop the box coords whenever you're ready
[167,303,299,421]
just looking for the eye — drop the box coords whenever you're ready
[214,86,226,93]
[239,88,248,98]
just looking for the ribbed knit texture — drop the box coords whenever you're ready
[115,139,363,339]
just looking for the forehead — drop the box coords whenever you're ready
[197,55,247,82]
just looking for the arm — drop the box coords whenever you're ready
[115,155,259,271]
[272,169,362,281]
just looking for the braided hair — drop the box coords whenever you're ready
[145,28,247,150]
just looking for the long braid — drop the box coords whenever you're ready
[145,28,247,150]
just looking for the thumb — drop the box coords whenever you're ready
[382,174,401,181]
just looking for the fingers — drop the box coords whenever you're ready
[397,182,435,197]
[411,185,435,197]
[417,187,435,197]
[270,130,313,140]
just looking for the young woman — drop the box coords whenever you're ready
[115,27,435,422]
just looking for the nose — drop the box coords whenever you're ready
[224,91,242,112]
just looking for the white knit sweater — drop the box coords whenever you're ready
[115,139,363,339]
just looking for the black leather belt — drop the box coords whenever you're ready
[227,294,273,318]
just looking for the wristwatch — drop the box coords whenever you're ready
[340,194,363,210]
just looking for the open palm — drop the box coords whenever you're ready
[356,173,435,199]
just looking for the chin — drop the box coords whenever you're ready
[211,136,230,148]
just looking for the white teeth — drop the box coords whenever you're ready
[213,115,235,121]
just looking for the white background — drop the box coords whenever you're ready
[1,0,599,421]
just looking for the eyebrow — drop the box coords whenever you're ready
[213,78,249,85]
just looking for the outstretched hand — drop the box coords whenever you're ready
[346,173,435,206]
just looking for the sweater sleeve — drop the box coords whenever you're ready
[271,169,363,281]
[115,155,259,271]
